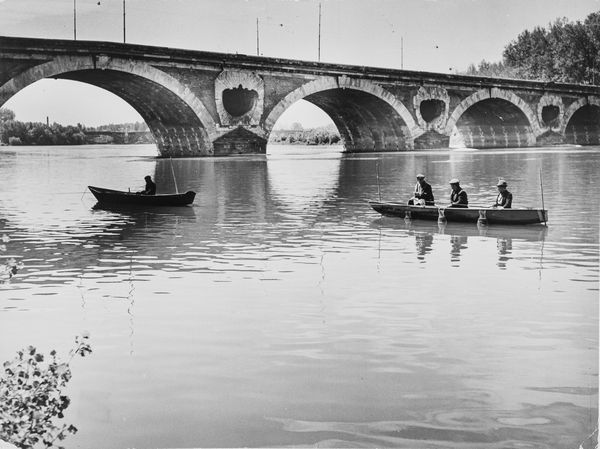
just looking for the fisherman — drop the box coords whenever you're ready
[139,175,156,195]
[408,173,435,206]
[492,180,512,208]
[448,178,468,208]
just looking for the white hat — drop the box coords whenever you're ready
[449,178,460,184]
[496,180,507,187]
[416,173,425,179]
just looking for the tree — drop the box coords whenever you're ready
[0,108,15,123]
[0,334,92,449]
[504,25,552,80]
[468,11,600,84]
[464,60,517,79]
[585,12,600,83]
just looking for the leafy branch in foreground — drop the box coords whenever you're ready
[0,334,92,449]
[0,234,24,284]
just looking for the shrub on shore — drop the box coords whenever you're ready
[0,335,92,449]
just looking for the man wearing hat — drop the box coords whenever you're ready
[448,178,468,208]
[408,173,435,206]
[492,180,512,208]
[139,175,156,195]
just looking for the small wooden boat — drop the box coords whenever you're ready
[88,186,196,207]
[369,201,547,225]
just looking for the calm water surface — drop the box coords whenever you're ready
[0,144,598,448]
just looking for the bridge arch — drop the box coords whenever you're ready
[0,55,218,156]
[445,88,540,148]
[264,77,420,152]
[560,96,600,144]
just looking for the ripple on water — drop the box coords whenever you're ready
[0,145,598,449]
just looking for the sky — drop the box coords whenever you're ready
[1,0,599,128]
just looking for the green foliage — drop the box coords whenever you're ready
[467,11,600,84]
[0,334,92,449]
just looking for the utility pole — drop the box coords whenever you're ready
[318,2,321,62]
[401,36,404,69]
[256,17,260,56]
[123,0,126,43]
[73,0,77,40]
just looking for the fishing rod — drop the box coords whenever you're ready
[539,167,546,226]
[169,157,179,194]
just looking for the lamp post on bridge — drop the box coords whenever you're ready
[401,36,404,69]
[73,0,77,40]
[254,17,286,57]
[123,0,126,43]
[73,1,122,41]
[317,2,321,62]
[256,17,260,56]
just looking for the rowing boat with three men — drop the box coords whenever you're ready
[370,175,548,225]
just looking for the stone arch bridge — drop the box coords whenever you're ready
[1,36,598,157]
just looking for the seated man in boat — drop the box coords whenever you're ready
[448,178,468,208]
[492,180,512,208]
[408,173,435,206]
[139,175,156,195]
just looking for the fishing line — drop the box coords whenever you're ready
[375,159,381,201]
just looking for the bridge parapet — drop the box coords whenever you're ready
[1,36,598,156]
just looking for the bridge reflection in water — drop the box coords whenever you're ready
[0,145,592,287]
[0,145,597,449]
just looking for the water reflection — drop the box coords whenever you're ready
[497,237,512,269]
[0,145,597,449]
[377,217,548,269]
[414,232,433,261]
[449,234,468,264]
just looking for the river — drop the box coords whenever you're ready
[0,144,597,448]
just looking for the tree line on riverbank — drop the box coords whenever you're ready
[0,108,152,145]
[465,11,600,84]
[0,108,341,147]
[269,123,341,145]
